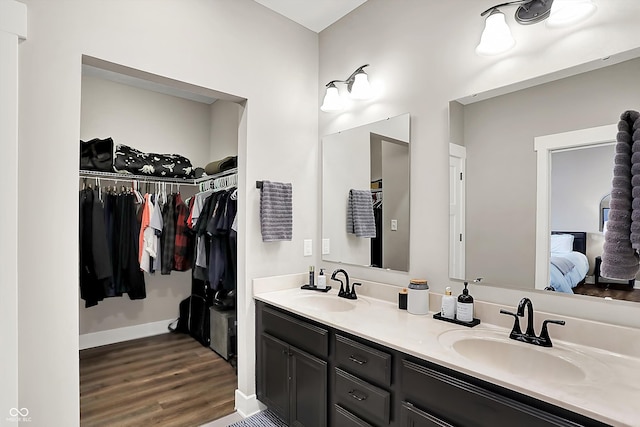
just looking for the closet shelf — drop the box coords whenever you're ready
[79,168,237,185]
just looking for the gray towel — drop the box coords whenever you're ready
[260,181,292,242]
[602,110,640,279]
[347,189,376,238]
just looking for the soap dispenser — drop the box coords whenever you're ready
[440,286,456,320]
[317,268,327,289]
[456,282,474,323]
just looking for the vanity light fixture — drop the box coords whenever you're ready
[476,0,597,56]
[320,64,373,112]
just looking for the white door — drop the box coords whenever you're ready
[449,144,466,280]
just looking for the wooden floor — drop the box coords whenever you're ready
[80,333,237,427]
[573,282,640,302]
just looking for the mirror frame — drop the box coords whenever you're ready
[534,123,617,290]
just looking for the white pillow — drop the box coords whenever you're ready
[550,234,574,253]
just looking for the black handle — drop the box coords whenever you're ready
[500,309,523,337]
[348,390,367,401]
[348,355,367,365]
[543,319,566,326]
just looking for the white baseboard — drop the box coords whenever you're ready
[79,318,175,350]
[234,389,265,418]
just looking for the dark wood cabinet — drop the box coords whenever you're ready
[259,333,290,420]
[290,346,327,427]
[400,402,454,427]
[256,301,607,427]
[256,303,328,427]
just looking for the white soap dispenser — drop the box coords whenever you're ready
[317,268,327,289]
[440,286,456,320]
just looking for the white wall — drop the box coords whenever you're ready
[209,100,241,161]
[17,0,318,425]
[319,0,640,324]
[0,0,26,417]
[551,144,614,233]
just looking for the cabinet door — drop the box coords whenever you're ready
[260,333,290,423]
[290,346,327,427]
[401,402,454,427]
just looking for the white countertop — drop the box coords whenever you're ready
[254,285,640,427]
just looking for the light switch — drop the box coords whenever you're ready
[303,239,312,256]
[322,238,330,255]
[391,219,398,231]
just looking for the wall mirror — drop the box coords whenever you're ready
[322,113,410,271]
[449,49,640,303]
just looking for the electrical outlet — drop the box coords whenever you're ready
[322,238,330,255]
[303,239,312,256]
[391,219,398,231]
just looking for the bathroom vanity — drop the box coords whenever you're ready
[255,284,640,427]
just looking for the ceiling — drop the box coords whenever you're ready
[253,0,367,33]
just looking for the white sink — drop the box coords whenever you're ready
[438,329,590,384]
[290,293,357,312]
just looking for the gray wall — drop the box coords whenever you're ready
[382,139,409,271]
[462,57,640,289]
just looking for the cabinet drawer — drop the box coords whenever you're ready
[335,368,391,425]
[402,360,580,427]
[335,334,392,386]
[335,404,374,427]
[401,401,454,427]
[262,306,329,358]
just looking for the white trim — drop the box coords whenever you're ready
[0,0,27,40]
[79,319,175,350]
[534,124,617,290]
[449,143,466,280]
[234,389,266,418]
[449,142,466,159]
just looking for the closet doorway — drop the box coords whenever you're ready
[78,56,246,426]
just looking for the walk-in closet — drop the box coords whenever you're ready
[77,57,245,427]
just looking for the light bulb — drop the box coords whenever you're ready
[349,72,373,100]
[320,84,344,112]
[475,10,515,56]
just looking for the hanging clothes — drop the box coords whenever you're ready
[161,194,176,274]
[79,188,112,307]
[174,193,194,271]
[79,188,145,306]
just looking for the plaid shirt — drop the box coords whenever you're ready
[160,195,176,274]
[173,194,192,271]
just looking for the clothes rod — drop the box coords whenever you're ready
[80,168,238,185]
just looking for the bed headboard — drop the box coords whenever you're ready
[551,231,587,255]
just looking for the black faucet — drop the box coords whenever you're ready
[500,298,565,347]
[331,269,353,299]
[349,282,362,300]
[517,297,537,338]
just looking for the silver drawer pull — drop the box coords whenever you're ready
[348,355,367,365]
[348,390,368,401]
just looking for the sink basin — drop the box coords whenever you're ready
[290,293,357,312]
[438,329,587,384]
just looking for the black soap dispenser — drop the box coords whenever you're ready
[456,282,474,323]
